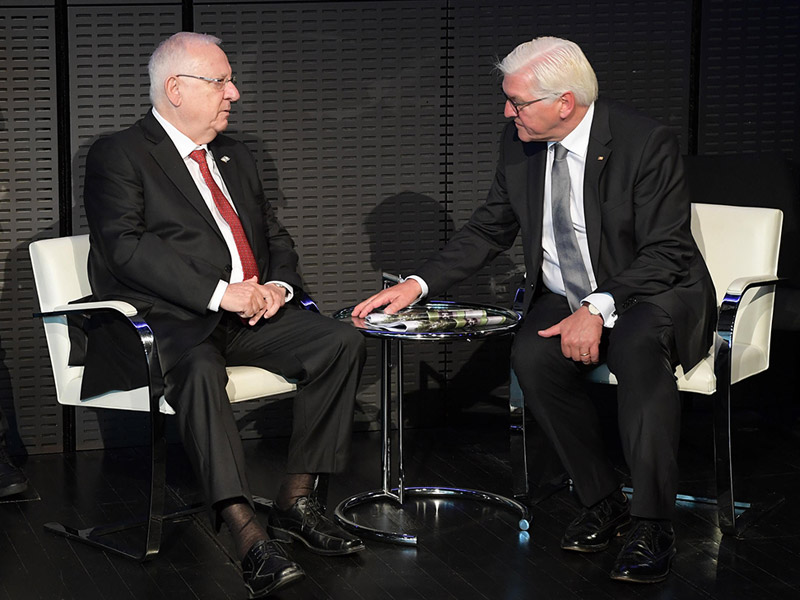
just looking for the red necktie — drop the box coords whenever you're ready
[189,148,260,282]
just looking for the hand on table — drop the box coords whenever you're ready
[352,279,422,319]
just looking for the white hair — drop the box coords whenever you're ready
[148,32,222,106]
[496,36,598,106]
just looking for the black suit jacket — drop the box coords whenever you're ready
[81,110,301,394]
[416,99,716,369]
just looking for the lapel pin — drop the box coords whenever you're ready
[221,156,230,163]
[597,156,605,161]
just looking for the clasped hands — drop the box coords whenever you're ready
[221,276,287,325]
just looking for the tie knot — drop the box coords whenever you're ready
[188,148,206,165]
[554,143,568,161]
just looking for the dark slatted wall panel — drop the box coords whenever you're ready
[698,0,800,158]
[445,0,694,403]
[195,1,448,435]
[5,0,796,454]
[67,3,182,450]
[0,7,61,454]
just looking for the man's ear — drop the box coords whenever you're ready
[165,76,181,107]
[558,91,576,119]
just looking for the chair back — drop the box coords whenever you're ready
[29,235,93,407]
[690,203,783,383]
[30,234,92,312]
[690,203,783,306]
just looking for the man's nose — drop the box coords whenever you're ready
[226,80,240,101]
[503,99,517,119]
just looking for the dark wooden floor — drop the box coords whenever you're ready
[2,387,800,600]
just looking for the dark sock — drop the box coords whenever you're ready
[275,473,315,511]
[218,499,268,561]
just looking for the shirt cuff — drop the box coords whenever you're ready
[266,280,294,302]
[208,280,228,312]
[582,292,618,328]
[404,275,428,306]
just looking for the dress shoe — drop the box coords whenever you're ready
[242,539,304,598]
[0,446,28,498]
[268,496,365,556]
[561,489,630,552]
[610,519,676,583]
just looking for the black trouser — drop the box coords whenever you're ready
[163,305,366,518]
[0,406,7,444]
[512,292,680,520]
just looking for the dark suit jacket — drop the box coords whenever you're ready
[81,110,302,395]
[416,99,716,370]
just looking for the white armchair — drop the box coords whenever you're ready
[30,234,301,560]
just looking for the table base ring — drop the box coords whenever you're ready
[334,486,530,546]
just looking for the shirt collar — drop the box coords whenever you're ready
[151,107,208,159]
[548,101,595,159]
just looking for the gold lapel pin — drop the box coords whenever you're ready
[597,156,604,161]
[221,156,230,163]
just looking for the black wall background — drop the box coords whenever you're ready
[1,0,798,454]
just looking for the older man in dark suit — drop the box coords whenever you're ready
[84,32,365,598]
[355,36,716,583]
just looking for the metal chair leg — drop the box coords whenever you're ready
[713,327,784,537]
[44,321,202,561]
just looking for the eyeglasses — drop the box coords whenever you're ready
[504,93,552,116]
[176,74,237,90]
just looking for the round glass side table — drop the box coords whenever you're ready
[333,300,530,545]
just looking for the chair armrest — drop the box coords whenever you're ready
[725,275,782,298]
[37,300,138,318]
[35,300,162,414]
[298,292,320,314]
[718,276,781,344]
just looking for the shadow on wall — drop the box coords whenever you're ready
[364,191,451,278]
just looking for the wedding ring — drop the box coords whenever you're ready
[580,352,590,357]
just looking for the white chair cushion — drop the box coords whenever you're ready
[585,342,770,396]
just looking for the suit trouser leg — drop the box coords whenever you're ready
[0,406,7,441]
[163,306,365,516]
[512,292,619,508]
[163,324,252,512]
[512,293,680,518]
[225,306,366,475]
[607,301,681,520]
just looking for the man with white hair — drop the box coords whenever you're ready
[83,32,365,598]
[355,36,716,583]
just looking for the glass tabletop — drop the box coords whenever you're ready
[333,300,521,340]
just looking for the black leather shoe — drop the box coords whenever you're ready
[610,519,676,583]
[242,539,304,598]
[0,447,28,498]
[561,489,630,552]
[268,496,365,556]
